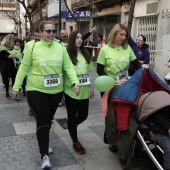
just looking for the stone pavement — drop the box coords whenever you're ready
[0,63,158,170]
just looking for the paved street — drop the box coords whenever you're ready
[0,63,159,170]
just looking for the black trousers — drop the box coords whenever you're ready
[64,93,89,143]
[27,91,63,157]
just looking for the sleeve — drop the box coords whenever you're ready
[13,63,30,91]
[128,35,136,48]
[83,32,91,41]
[0,50,10,59]
[130,59,142,70]
[62,48,79,86]
[143,49,150,64]
[97,63,107,76]
[21,44,33,66]
[97,47,106,65]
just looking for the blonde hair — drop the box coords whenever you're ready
[1,34,15,49]
[107,23,129,49]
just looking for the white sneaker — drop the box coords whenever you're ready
[48,147,53,154]
[41,155,51,169]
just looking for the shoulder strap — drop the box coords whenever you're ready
[31,42,36,57]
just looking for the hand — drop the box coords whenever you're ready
[116,79,127,86]
[89,90,94,99]
[12,90,19,100]
[90,25,97,34]
[72,86,80,96]
[8,54,13,58]
[142,64,149,70]
[122,18,127,25]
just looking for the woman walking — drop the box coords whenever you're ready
[65,30,94,154]
[12,21,80,169]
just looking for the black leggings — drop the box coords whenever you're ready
[64,93,89,143]
[27,91,63,157]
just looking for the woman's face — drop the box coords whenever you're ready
[114,29,127,46]
[75,33,83,48]
[136,36,144,47]
[41,24,56,42]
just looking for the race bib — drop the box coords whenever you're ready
[78,74,90,86]
[44,74,60,87]
[115,69,129,82]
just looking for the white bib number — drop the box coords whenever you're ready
[78,74,90,86]
[115,69,129,82]
[44,74,60,87]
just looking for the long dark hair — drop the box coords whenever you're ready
[67,30,92,65]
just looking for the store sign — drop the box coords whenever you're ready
[61,11,91,19]
[0,0,15,3]
[162,9,170,19]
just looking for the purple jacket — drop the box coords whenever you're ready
[128,36,150,64]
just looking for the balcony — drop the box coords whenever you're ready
[71,0,129,11]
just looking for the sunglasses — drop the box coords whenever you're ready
[61,35,68,38]
[136,37,143,41]
[43,29,57,34]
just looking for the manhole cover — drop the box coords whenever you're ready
[56,118,68,129]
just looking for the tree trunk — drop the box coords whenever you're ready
[128,0,136,33]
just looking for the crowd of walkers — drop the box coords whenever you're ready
[0,19,153,170]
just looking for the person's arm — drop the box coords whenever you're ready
[82,25,97,41]
[141,49,150,64]
[97,63,107,76]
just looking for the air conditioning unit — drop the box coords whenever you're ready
[122,5,130,13]
[134,1,159,17]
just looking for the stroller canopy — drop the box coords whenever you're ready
[137,91,170,122]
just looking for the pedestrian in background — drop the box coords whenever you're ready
[12,21,80,170]
[96,34,105,56]
[65,30,94,154]
[0,34,16,99]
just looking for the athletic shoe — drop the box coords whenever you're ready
[6,94,10,99]
[48,147,53,154]
[73,142,85,154]
[41,155,51,169]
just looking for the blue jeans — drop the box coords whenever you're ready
[155,133,170,169]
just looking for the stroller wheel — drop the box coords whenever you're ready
[119,155,131,170]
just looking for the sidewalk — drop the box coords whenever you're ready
[0,64,155,170]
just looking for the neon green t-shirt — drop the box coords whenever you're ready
[64,52,94,99]
[97,44,136,80]
[13,40,79,94]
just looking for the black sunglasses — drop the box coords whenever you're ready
[43,29,57,34]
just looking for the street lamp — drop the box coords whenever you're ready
[24,14,28,36]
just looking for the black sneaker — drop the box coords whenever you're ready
[6,94,10,99]
[23,91,26,97]
[73,142,85,154]
[109,145,118,153]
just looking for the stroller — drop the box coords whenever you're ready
[104,68,170,170]
[135,91,170,170]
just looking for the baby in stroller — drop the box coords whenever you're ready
[137,91,170,170]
